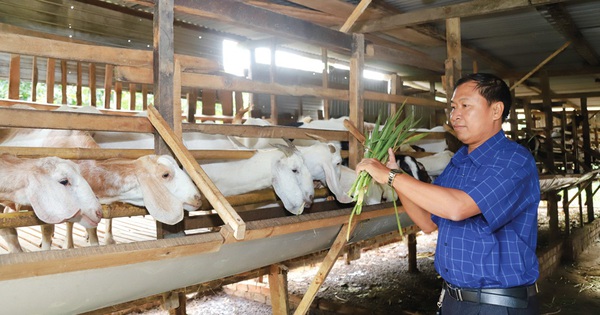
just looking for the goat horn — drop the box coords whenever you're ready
[305,133,327,143]
[272,138,296,157]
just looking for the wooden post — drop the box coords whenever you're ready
[548,192,560,242]
[540,73,555,174]
[8,54,20,100]
[293,223,357,315]
[129,83,137,111]
[31,56,38,102]
[115,81,122,110]
[46,58,55,104]
[580,97,595,223]
[76,62,82,105]
[61,60,68,104]
[389,74,401,117]
[348,33,364,169]
[563,189,570,236]
[104,64,113,109]
[268,264,290,315]
[445,17,461,108]
[89,63,96,107]
[153,0,182,239]
[321,48,330,120]
[187,89,198,123]
[270,41,278,124]
[142,84,148,110]
[407,233,418,273]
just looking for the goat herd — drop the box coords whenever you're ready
[0,105,453,254]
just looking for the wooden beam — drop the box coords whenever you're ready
[339,0,372,33]
[0,107,153,132]
[292,223,357,315]
[268,264,290,315]
[115,67,446,109]
[348,34,364,169]
[147,105,247,240]
[0,33,220,72]
[356,0,566,33]
[510,41,572,90]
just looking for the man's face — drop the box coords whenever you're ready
[450,81,502,151]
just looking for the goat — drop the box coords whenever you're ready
[0,154,102,252]
[0,108,202,247]
[415,150,453,178]
[200,139,314,215]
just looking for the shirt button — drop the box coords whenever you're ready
[444,242,448,246]
[445,268,448,273]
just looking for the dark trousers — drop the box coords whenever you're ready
[439,292,540,315]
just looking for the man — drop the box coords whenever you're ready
[356,73,540,314]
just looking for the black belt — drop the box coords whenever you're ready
[443,281,538,309]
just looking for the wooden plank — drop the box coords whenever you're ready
[0,33,220,73]
[115,66,446,108]
[147,105,247,240]
[293,223,356,315]
[0,232,224,281]
[0,107,153,132]
[339,0,372,33]
[183,122,349,141]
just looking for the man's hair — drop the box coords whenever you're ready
[454,73,512,121]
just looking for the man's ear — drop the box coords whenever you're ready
[492,102,504,120]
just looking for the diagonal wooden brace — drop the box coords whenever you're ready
[147,105,246,240]
[293,222,357,315]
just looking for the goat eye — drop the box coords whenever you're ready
[292,169,299,174]
[162,172,170,179]
[59,179,70,186]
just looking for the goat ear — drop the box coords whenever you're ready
[323,164,353,203]
[27,173,79,224]
[138,173,184,225]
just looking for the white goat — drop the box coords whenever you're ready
[0,110,202,247]
[0,154,102,252]
[200,139,314,215]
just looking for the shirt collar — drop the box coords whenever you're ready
[451,130,506,167]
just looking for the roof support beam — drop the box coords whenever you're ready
[355,0,567,33]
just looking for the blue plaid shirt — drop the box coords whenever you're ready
[432,131,540,288]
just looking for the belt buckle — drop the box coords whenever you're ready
[456,288,463,301]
